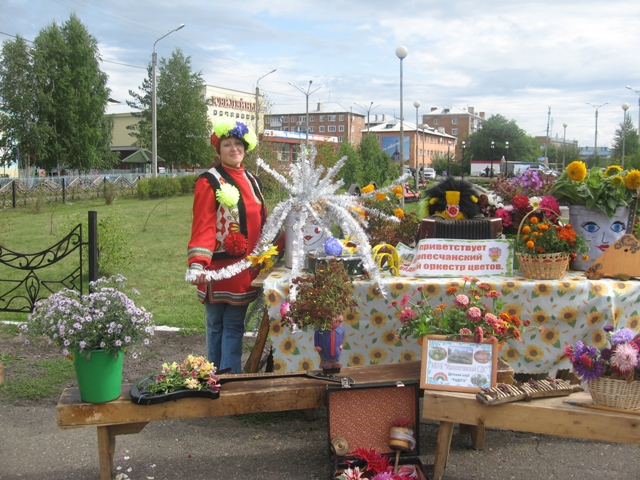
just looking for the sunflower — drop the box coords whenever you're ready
[590,329,606,348]
[422,283,441,297]
[541,327,560,345]
[524,344,544,363]
[532,309,550,325]
[265,289,283,307]
[589,282,606,297]
[367,284,384,300]
[369,311,387,328]
[279,336,297,355]
[382,329,400,345]
[298,358,314,371]
[626,315,640,331]
[558,306,579,324]
[613,281,633,295]
[556,281,577,294]
[533,283,552,296]
[586,311,604,327]
[604,165,623,177]
[502,346,520,362]
[271,358,287,373]
[500,280,521,295]
[624,169,640,190]
[566,160,587,181]
[269,320,284,336]
[349,352,365,367]
[369,348,388,364]
[399,350,417,362]
[343,310,360,326]
[611,175,624,187]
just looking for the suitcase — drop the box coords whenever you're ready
[326,380,429,479]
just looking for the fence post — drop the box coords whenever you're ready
[62,178,66,204]
[88,210,98,285]
[11,179,16,208]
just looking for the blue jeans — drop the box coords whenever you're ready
[205,302,248,374]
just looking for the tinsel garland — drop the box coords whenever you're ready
[185,144,407,297]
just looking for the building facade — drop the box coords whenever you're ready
[265,102,366,145]
[365,119,456,171]
[421,105,485,158]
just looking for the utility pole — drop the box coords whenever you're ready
[543,106,551,165]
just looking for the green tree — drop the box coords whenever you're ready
[468,114,539,165]
[31,14,115,172]
[0,35,42,172]
[359,134,390,186]
[337,141,361,188]
[128,48,213,170]
[610,115,640,167]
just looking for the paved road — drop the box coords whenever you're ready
[2,401,640,480]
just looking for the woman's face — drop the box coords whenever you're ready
[219,137,245,168]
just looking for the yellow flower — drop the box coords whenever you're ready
[399,350,417,362]
[611,175,623,187]
[604,165,623,177]
[394,208,405,218]
[502,347,520,362]
[369,348,388,364]
[566,161,587,181]
[361,184,375,194]
[391,185,403,195]
[349,353,365,367]
[541,327,559,345]
[375,192,387,201]
[247,245,279,272]
[524,344,544,363]
[624,169,640,190]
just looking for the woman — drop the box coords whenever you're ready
[187,119,267,373]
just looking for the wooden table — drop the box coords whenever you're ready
[57,362,421,480]
[423,390,640,480]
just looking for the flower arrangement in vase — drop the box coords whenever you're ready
[280,260,357,373]
[565,326,640,410]
[393,276,529,345]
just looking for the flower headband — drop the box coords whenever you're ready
[211,119,258,152]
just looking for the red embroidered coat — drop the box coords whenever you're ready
[188,164,266,305]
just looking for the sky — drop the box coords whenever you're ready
[2,0,640,151]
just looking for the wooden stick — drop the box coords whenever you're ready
[394,450,400,474]
[563,400,640,416]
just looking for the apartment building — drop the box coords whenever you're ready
[422,106,485,158]
[365,119,456,171]
[265,103,366,145]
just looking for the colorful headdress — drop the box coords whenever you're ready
[211,118,258,152]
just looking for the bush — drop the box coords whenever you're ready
[137,176,181,199]
[179,174,199,194]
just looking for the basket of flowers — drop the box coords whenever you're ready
[514,207,588,280]
[565,326,640,410]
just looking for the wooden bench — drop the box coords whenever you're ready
[423,390,640,480]
[57,362,421,480]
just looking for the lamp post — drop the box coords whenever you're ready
[622,103,630,169]
[447,141,451,178]
[586,101,608,165]
[255,69,277,136]
[288,80,323,144]
[562,122,568,170]
[414,100,420,187]
[626,85,640,136]
[461,140,466,179]
[490,140,495,178]
[354,101,380,133]
[396,45,408,206]
[152,23,185,178]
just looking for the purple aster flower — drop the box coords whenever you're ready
[573,354,606,382]
[612,328,634,345]
[603,325,615,332]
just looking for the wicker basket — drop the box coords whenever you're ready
[516,252,570,280]
[588,377,640,410]
[516,208,569,280]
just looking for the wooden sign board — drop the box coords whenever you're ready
[420,335,498,393]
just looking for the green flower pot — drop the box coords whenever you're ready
[73,349,123,403]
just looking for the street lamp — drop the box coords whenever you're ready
[396,45,408,206]
[461,140,466,179]
[586,101,608,165]
[288,80,323,144]
[622,103,630,169]
[626,85,640,136]
[152,23,185,177]
[447,141,451,177]
[414,100,420,187]
[255,69,277,136]
[354,101,380,133]
[490,140,495,178]
[562,122,568,170]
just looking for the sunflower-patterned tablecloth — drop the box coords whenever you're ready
[262,270,640,374]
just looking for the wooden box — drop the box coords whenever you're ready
[327,380,429,479]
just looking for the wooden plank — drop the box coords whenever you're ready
[58,362,422,429]
[423,390,640,445]
[243,307,271,374]
[433,421,454,480]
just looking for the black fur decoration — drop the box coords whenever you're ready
[425,178,481,219]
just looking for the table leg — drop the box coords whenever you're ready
[97,426,115,480]
[459,423,485,450]
[433,421,454,480]
[244,307,271,373]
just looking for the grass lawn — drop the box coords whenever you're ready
[0,189,429,332]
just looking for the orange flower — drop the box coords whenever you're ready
[529,216,539,224]
[526,240,535,249]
